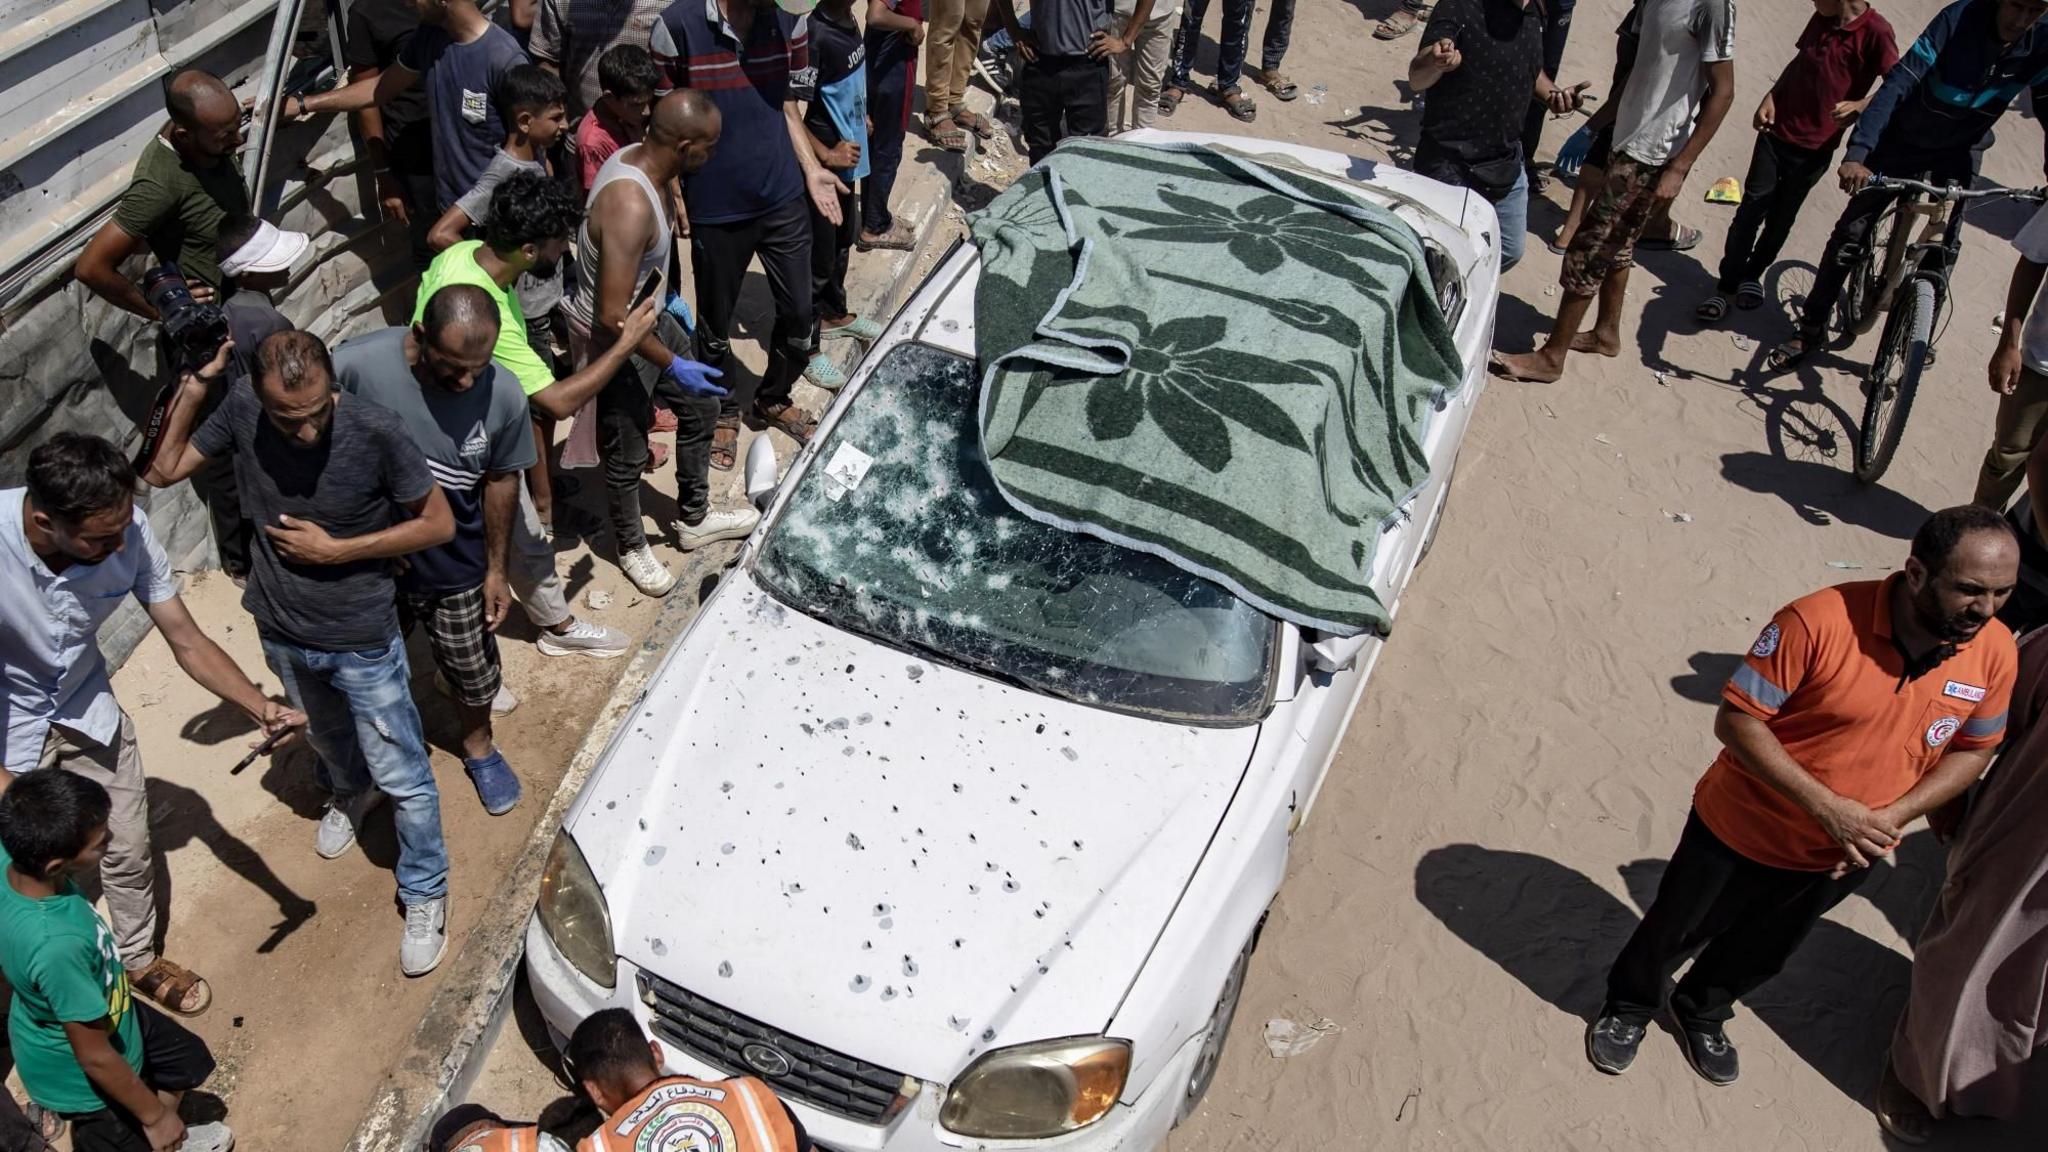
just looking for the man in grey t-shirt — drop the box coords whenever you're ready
[993,0,1152,162]
[335,286,536,821]
[143,330,462,978]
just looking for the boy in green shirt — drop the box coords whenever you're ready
[0,772,232,1152]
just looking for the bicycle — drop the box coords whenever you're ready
[1849,176,2046,484]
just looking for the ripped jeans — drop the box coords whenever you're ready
[261,630,448,904]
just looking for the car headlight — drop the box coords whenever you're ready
[939,1036,1131,1139]
[536,829,615,988]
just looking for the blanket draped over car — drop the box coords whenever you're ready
[968,138,1466,637]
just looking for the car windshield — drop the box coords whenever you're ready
[754,341,1275,723]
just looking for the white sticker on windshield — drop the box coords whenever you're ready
[821,442,875,502]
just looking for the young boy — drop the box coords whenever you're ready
[577,45,661,194]
[0,772,233,1152]
[428,64,575,533]
[861,0,924,251]
[1695,0,1896,322]
[802,0,882,390]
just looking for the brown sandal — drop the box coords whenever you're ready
[1374,5,1428,39]
[128,957,212,1017]
[952,109,995,139]
[748,403,818,444]
[710,421,741,471]
[929,117,969,152]
[1219,85,1257,122]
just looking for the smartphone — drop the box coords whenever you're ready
[634,269,665,308]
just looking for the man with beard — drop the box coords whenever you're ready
[1587,505,2020,1086]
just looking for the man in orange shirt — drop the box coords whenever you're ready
[1587,505,2020,1085]
[567,1009,810,1152]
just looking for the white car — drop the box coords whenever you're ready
[525,130,1498,1151]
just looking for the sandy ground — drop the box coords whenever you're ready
[475,1,2048,1150]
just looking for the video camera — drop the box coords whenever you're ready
[142,263,230,374]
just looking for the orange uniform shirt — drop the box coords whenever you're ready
[1695,577,2016,871]
[443,1123,557,1151]
[578,1075,803,1152]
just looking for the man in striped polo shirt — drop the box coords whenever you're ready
[652,0,846,472]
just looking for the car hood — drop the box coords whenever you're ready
[567,569,1258,1084]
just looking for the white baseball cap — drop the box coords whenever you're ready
[220,219,310,277]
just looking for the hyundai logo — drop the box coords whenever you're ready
[741,1042,793,1078]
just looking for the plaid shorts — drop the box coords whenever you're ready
[400,585,502,708]
[1561,153,1667,298]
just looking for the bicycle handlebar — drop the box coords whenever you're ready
[1866,175,2048,203]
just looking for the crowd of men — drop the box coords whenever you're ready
[10,0,2048,1147]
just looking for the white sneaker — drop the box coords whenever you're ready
[432,672,519,714]
[675,505,762,552]
[537,617,632,659]
[620,545,677,596]
[181,1121,235,1151]
[400,896,449,977]
[316,790,384,860]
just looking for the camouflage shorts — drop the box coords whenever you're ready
[1560,153,1666,298]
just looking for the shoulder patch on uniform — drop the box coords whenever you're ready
[1751,623,1780,658]
[1943,680,1987,702]
[1927,716,1961,748]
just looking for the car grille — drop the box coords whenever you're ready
[637,969,910,1124]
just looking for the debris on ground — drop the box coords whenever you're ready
[587,589,615,610]
[1264,1016,1341,1058]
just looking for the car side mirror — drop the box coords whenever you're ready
[1305,631,1373,674]
[744,435,781,512]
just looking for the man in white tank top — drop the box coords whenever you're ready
[563,91,740,597]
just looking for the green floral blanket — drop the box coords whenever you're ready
[969,138,1465,637]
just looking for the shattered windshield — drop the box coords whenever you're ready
[754,342,1275,723]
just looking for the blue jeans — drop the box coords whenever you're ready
[261,632,448,905]
[1495,166,1529,273]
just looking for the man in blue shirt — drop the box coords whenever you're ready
[1,431,301,1019]
[652,0,848,472]
[1771,0,2048,371]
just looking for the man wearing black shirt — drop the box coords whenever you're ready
[345,0,439,264]
[994,0,1152,163]
[1408,0,1584,271]
[800,0,882,391]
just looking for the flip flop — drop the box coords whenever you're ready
[1220,86,1257,123]
[1374,6,1428,40]
[1254,69,1299,101]
[710,421,740,472]
[1764,336,1813,374]
[1695,295,1729,322]
[1639,224,1703,252]
[1735,280,1765,310]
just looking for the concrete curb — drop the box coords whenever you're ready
[342,158,963,1152]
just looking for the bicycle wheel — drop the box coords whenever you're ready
[1855,276,1935,484]
[1835,207,1898,338]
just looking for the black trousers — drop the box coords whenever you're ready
[1520,0,1576,174]
[811,186,856,346]
[62,1003,215,1152]
[1258,0,1295,72]
[1019,55,1109,165]
[691,194,814,421]
[1717,132,1834,293]
[1604,809,1869,1030]
[864,40,916,235]
[595,312,717,549]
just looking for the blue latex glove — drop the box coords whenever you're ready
[664,292,695,335]
[666,355,727,397]
[1555,123,1594,177]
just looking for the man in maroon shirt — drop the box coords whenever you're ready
[1697,0,1897,322]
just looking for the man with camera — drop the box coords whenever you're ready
[74,69,255,583]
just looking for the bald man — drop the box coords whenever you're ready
[559,90,739,597]
[331,286,537,819]
[76,68,256,581]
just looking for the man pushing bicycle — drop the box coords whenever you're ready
[1768,0,2048,374]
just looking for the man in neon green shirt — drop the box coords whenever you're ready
[414,176,660,661]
